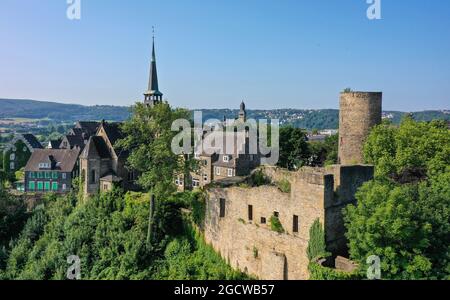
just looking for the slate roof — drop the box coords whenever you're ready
[22,134,43,149]
[80,136,111,159]
[48,140,62,149]
[75,121,100,137]
[25,149,80,172]
[62,135,85,150]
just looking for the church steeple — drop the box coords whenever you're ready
[239,101,247,122]
[144,28,163,106]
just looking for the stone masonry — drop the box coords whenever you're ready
[338,92,382,165]
[204,165,374,279]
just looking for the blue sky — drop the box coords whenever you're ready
[0,0,449,111]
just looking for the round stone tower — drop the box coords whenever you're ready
[338,91,382,165]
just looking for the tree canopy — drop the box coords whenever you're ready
[344,118,450,279]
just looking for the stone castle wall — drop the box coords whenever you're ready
[338,92,382,165]
[204,165,374,279]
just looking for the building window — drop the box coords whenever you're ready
[261,217,266,224]
[223,155,229,162]
[215,167,220,176]
[45,172,51,179]
[62,173,67,180]
[219,198,226,218]
[293,215,299,233]
[10,162,14,170]
[103,184,109,191]
[274,211,279,218]
[37,182,43,191]
[203,174,208,182]
[29,172,35,179]
[28,181,35,191]
[62,184,67,191]
[90,170,96,184]
[248,205,253,221]
[192,179,200,187]
[52,182,58,191]
[52,172,58,179]
[44,182,50,191]
[10,153,15,160]
[227,168,234,177]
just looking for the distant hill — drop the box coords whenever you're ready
[0,99,448,130]
[0,99,131,122]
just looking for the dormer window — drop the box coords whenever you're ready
[38,163,50,169]
[223,155,229,163]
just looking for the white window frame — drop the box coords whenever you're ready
[10,153,15,160]
[62,184,67,190]
[223,155,229,163]
[215,167,220,176]
[62,173,67,179]
[227,168,234,177]
[10,162,14,170]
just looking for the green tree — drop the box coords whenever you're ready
[344,118,450,279]
[278,126,309,170]
[116,102,193,198]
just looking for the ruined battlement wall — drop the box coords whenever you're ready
[204,165,375,279]
[204,167,334,279]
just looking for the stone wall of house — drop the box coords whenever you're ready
[204,165,374,279]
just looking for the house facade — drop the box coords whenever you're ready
[80,121,137,198]
[2,133,43,175]
[24,148,80,193]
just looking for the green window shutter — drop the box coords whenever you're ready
[44,182,50,191]
[37,182,43,190]
[45,172,50,179]
[29,181,35,191]
[52,172,58,179]
[52,182,58,191]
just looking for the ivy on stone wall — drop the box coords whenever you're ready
[306,219,328,261]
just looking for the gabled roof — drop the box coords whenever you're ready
[25,149,80,172]
[48,139,62,149]
[61,135,85,150]
[22,134,43,149]
[101,122,124,146]
[75,121,100,137]
[80,136,111,159]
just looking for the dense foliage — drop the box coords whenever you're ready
[344,118,450,280]
[116,102,194,199]
[277,126,338,170]
[278,126,309,170]
[0,189,247,280]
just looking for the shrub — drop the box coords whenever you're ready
[277,179,291,193]
[250,170,271,187]
[270,216,284,234]
[306,219,329,261]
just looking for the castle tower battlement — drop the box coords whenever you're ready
[338,91,382,165]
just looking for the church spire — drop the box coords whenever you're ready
[144,27,163,106]
[239,101,247,122]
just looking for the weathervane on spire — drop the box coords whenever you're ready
[152,26,155,41]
